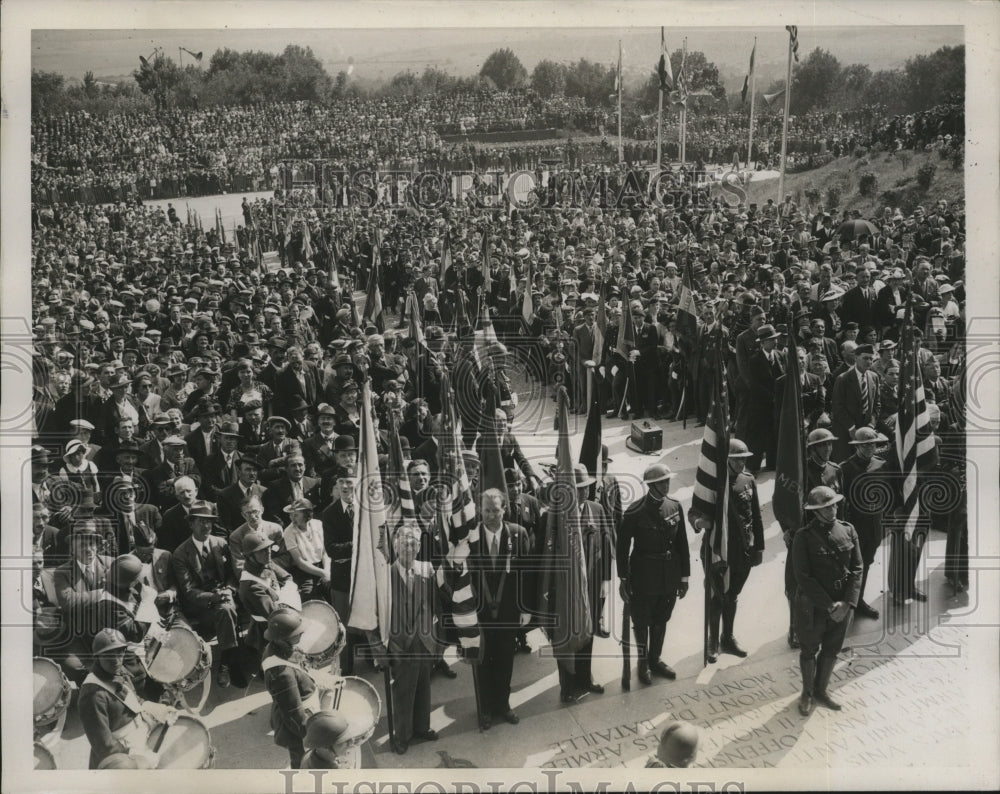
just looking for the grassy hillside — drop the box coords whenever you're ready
[739,147,964,217]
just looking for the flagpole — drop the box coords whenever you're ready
[746,37,757,170]
[777,30,793,204]
[617,40,624,164]
[680,38,688,167]
[656,86,664,170]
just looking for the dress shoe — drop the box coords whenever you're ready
[855,602,880,620]
[392,738,408,755]
[413,730,438,742]
[787,631,800,650]
[649,660,676,680]
[217,664,231,688]
[585,681,604,694]
[813,691,842,711]
[720,636,748,658]
[479,715,492,730]
[706,644,718,664]
[638,661,652,685]
[798,694,814,717]
[595,627,610,639]
[499,709,519,725]
[561,690,586,704]
[911,589,928,602]
[434,660,458,679]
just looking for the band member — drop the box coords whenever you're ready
[238,530,295,668]
[792,486,863,716]
[617,464,690,685]
[301,711,356,769]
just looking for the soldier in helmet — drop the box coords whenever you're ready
[646,720,699,768]
[792,486,863,717]
[805,428,844,513]
[841,427,890,620]
[696,439,765,663]
[617,463,691,685]
[301,710,357,769]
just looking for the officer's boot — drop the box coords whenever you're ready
[798,656,816,716]
[634,625,652,685]
[706,603,721,663]
[813,656,842,711]
[720,599,748,658]
[647,623,675,679]
[787,597,800,649]
[855,565,879,619]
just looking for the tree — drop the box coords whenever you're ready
[280,44,332,101]
[531,59,567,98]
[133,52,184,111]
[564,58,614,106]
[863,69,907,114]
[904,45,964,112]
[83,71,98,99]
[829,63,871,111]
[790,47,842,113]
[31,70,65,113]
[479,48,527,90]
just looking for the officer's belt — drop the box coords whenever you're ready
[637,551,672,560]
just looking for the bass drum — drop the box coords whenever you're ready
[34,742,56,770]
[147,715,216,769]
[33,657,72,733]
[298,600,345,668]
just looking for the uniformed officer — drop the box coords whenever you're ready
[805,428,845,515]
[698,439,765,663]
[841,427,890,620]
[792,486,863,717]
[617,463,690,685]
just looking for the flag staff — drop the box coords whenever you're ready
[656,28,665,170]
[746,37,757,170]
[617,40,624,163]
[777,28,796,204]
[680,37,688,166]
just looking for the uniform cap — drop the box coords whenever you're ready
[849,427,888,445]
[806,428,838,446]
[658,721,699,768]
[804,485,844,510]
[108,554,144,587]
[241,531,273,556]
[573,463,596,488]
[92,628,128,655]
[304,710,350,750]
[728,438,753,457]
[642,463,672,484]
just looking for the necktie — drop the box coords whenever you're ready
[860,374,870,417]
[490,534,499,565]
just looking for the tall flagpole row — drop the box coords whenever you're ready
[777,32,794,204]
[746,37,757,170]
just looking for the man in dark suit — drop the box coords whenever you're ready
[384,525,444,755]
[745,325,784,472]
[263,454,323,524]
[733,308,764,440]
[831,345,881,462]
[143,435,202,511]
[571,308,598,413]
[217,453,268,535]
[183,399,221,469]
[139,414,172,468]
[320,470,359,674]
[156,475,200,552]
[273,347,319,420]
[171,500,245,688]
[775,346,828,432]
[238,399,269,456]
[200,421,242,501]
[467,488,533,729]
[301,403,339,478]
[839,267,879,331]
[101,374,150,446]
[808,318,841,372]
[103,476,162,556]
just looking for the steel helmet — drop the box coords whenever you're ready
[804,485,844,510]
[643,463,673,485]
[264,607,305,643]
[92,628,128,655]
[241,531,273,556]
[108,554,144,588]
[303,710,350,750]
[728,438,753,458]
[806,428,838,447]
[657,721,699,768]
[849,426,888,445]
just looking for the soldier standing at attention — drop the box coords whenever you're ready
[792,486,863,717]
[617,463,690,685]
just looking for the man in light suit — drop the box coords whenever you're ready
[467,488,532,729]
[572,308,598,413]
[171,500,246,688]
[385,525,444,755]
[831,344,881,462]
[157,476,199,552]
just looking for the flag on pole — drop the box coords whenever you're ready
[363,261,385,332]
[441,230,453,285]
[677,47,688,102]
[539,386,593,654]
[773,339,806,533]
[895,297,936,540]
[786,25,799,62]
[387,410,417,523]
[763,87,786,106]
[436,371,482,659]
[348,381,392,646]
[302,221,314,262]
[657,27,673,90]
[689,329,731,593]
[593,291,607,367]
[578,367,603,485]
[480,228,492,295]
[741,42,756,104]
[521,260,534,327]
[676,258,699,347]
[478,383,507,496]
[616,292,636,359]
[406,290,425,347]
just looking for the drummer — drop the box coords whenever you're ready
[301,710,358,769]
[238,531,294,671]
[261,608,321,769]
[78,628,178,769]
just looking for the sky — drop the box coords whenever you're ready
[33,26,962,92]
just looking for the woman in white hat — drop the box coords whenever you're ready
[59,438,101,496]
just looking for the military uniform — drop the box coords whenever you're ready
[78,668,149,769]
[616,494,690,675]
[840,452,887,611]
[792,516,862,710]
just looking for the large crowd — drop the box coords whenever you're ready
[27,86,969,770]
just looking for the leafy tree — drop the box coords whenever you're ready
[531,59,567,98]
[830,63,871,110]
[31,70,65,113]
[864,69,907,113]
[904,45,964,112]
[638,50,724,111]
[133,52,184,111]
[479,48,527,90]
[790,47,842,113]
[564,58,614,106]
[280,45,332,101]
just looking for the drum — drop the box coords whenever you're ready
[33,657,71,731]
[325,676,382,750]
[147,715,216,769]
[298,600,345,668]
[145,626,211,691]
[34,742,56,770]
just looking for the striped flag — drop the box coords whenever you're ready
[741,42,756,104]
[773,338,806,533]
[786,25,799,62]
[676,47,688,101]
[675,258,699,347]
[689,327,731,593]
[435,371,482,659]
[387,409,417,524]
[616,293,636,359]
[895,297,936,540]
[657,27,673,90]
[363,260,385,332]
[348,381,392,646]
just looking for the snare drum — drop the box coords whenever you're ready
[34,741,56,770]
[33,657,71,732]
[324,676,382,750]
[145,626,212,691]
[147,715,216,769]
[298,600,346,668]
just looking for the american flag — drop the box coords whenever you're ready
[387,410,416,522]
[676,47,688,100]
[786,25,800,62]
[895,297,936,540]
[689,326,731,594]
[435,371,482,659]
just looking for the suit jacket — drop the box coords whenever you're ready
[262,475,322,524]
[572,323,597,364]
[410,437,440,474]
[143,457,202,511]
[217,482,267,534]
[183,429,220,469]
[467,522,532,626]
[101,397,150,445]
[388,564,443,657]
[775,371,828,429]
[320,500,354,592]
[239,420,270,455]
[840,285,879,331]
[301,432,339,478]
[874,284,910,330]
[140,548,177,601]
[831,367,881,457]
[200,450,241,500]
[140,437,165,468]
[274,367,318,418]
[53,555,114,636]
[106,503,162,556]
[171,534,234,614]
[158,503,193,553]
[734,327,759,386]
[746,349,784,449]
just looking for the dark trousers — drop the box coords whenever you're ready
[479,624,515,715]
[795,600,851,666]
[888,528,926,597]
[945,514,969,586]
[287,740,305,769]
[555,637,594,695]
[612,365,636,416]
[391,654,433,744]
[709,563,752,638]
[630,591,677,663]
